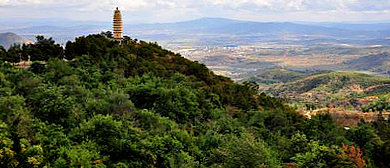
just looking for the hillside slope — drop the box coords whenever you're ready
[262,71,390,113]
[265,72,390,96]
[1,33,390,167]
[343,52,390,71]
[242,69,327,84]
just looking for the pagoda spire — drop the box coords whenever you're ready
[113,7,123,41]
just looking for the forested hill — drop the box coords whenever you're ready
[0,32,390,167]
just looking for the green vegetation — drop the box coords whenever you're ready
[262,71,390,110]
[0,32,390,167]
[362,96,390,112]
[243,70,308,84]
[268,72,390,94]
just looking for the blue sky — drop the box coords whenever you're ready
[0,0,390,23]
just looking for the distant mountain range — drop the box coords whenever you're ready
[0,32,26,49]
[1,18,390,46]
[131,18,367,36]
[128,18,390,46]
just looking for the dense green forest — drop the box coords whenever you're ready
[0,32,390,167]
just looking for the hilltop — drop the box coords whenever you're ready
[0,32,26,49]
[0,33,287,167]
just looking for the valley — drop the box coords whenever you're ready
[173,43,390,81]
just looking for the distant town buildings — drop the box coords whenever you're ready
[113,7,123,41]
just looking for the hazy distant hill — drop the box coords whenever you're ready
[0,32,26,49]
[3,18,390,46]
[310,22,390,31]
[129,18,385,38]
[343,53,390,72]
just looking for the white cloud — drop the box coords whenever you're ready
[2,0,390,12]
[0,0,9,6]
[1,0,390,22]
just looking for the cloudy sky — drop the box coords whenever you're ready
[0,0,390,23]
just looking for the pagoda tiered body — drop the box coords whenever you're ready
[113,7,123,40]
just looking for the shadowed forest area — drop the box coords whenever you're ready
[0,32,390,167]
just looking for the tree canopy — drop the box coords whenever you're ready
[0,32,389,167]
